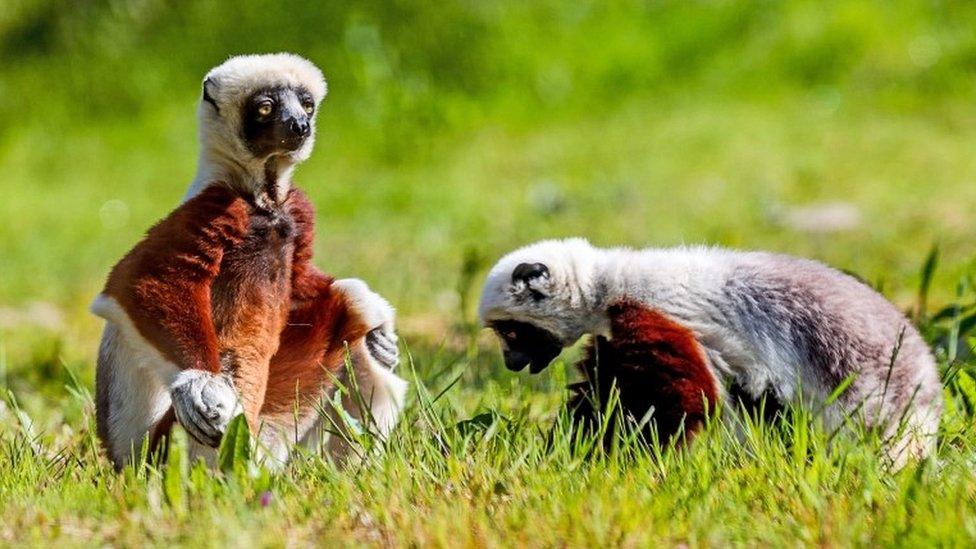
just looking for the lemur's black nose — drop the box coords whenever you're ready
[289,119,311,138]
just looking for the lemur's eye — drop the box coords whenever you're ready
[302,101,314,115]
[257,101,273,117]
[505,331,517,340]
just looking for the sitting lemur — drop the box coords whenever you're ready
[91,54,406,469]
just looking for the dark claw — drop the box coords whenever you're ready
[367,328,399,369]
[370,338,396,356]
[190,419,221,447]
[180,416,217,447]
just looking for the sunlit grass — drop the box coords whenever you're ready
[2,333,975,546]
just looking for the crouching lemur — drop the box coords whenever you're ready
[91,53,407,469]
[479,238,942,467]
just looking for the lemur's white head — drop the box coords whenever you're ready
[190,53,328,200]
[478,238,608,373]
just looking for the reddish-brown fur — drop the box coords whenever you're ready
[261,287,370,415]
[101,184,370,455]
[568,301,718,446]
[104,185,250,374]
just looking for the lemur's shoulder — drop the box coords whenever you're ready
[146,185,249,251]
[103,184,250,294]
[167,184,251,238]
[285,187,316,227]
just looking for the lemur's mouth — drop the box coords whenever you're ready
[503,346,562,373]
[278,136,307,152]
[491,320,564,374]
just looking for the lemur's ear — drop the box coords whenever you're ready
[512,262,549,284]
[202,77,219,113]
[512,262,550,300]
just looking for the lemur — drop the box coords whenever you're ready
[91,53,407,469]
[479,238,942,466]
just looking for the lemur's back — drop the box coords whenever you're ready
[630,249,942,460]
[723,253,937,400]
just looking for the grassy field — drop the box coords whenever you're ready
[2,0,976,545]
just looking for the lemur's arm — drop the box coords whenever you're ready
[93,185,249,375]
[285,188,399,369]
[91,185,249,447]
[604,302,719,443]
[286,188,335,303]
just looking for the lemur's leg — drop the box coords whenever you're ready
[95,323,176,468]
[255,278,407,468]
[569,302,719,446]
[317,331,406,465]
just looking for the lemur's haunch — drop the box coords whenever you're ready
[91,54,406,469]
[479,239,942,466]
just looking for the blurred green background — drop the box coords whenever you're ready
[2,0,976,395]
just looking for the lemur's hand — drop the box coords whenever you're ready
[367,327,399,370]
[333,278,399,370]
[170,370,241,447]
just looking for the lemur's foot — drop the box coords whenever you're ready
[367,327,399,370]
[170,370,241,447]
[333,278,399,370]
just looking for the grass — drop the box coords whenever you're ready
[3,342,976,546]
[2,0,976,546]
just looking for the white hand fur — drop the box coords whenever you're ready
[170,369,242,447]
[332,278,399,369]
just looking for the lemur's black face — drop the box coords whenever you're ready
[240,86,316,157]
[490,319,563,374]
